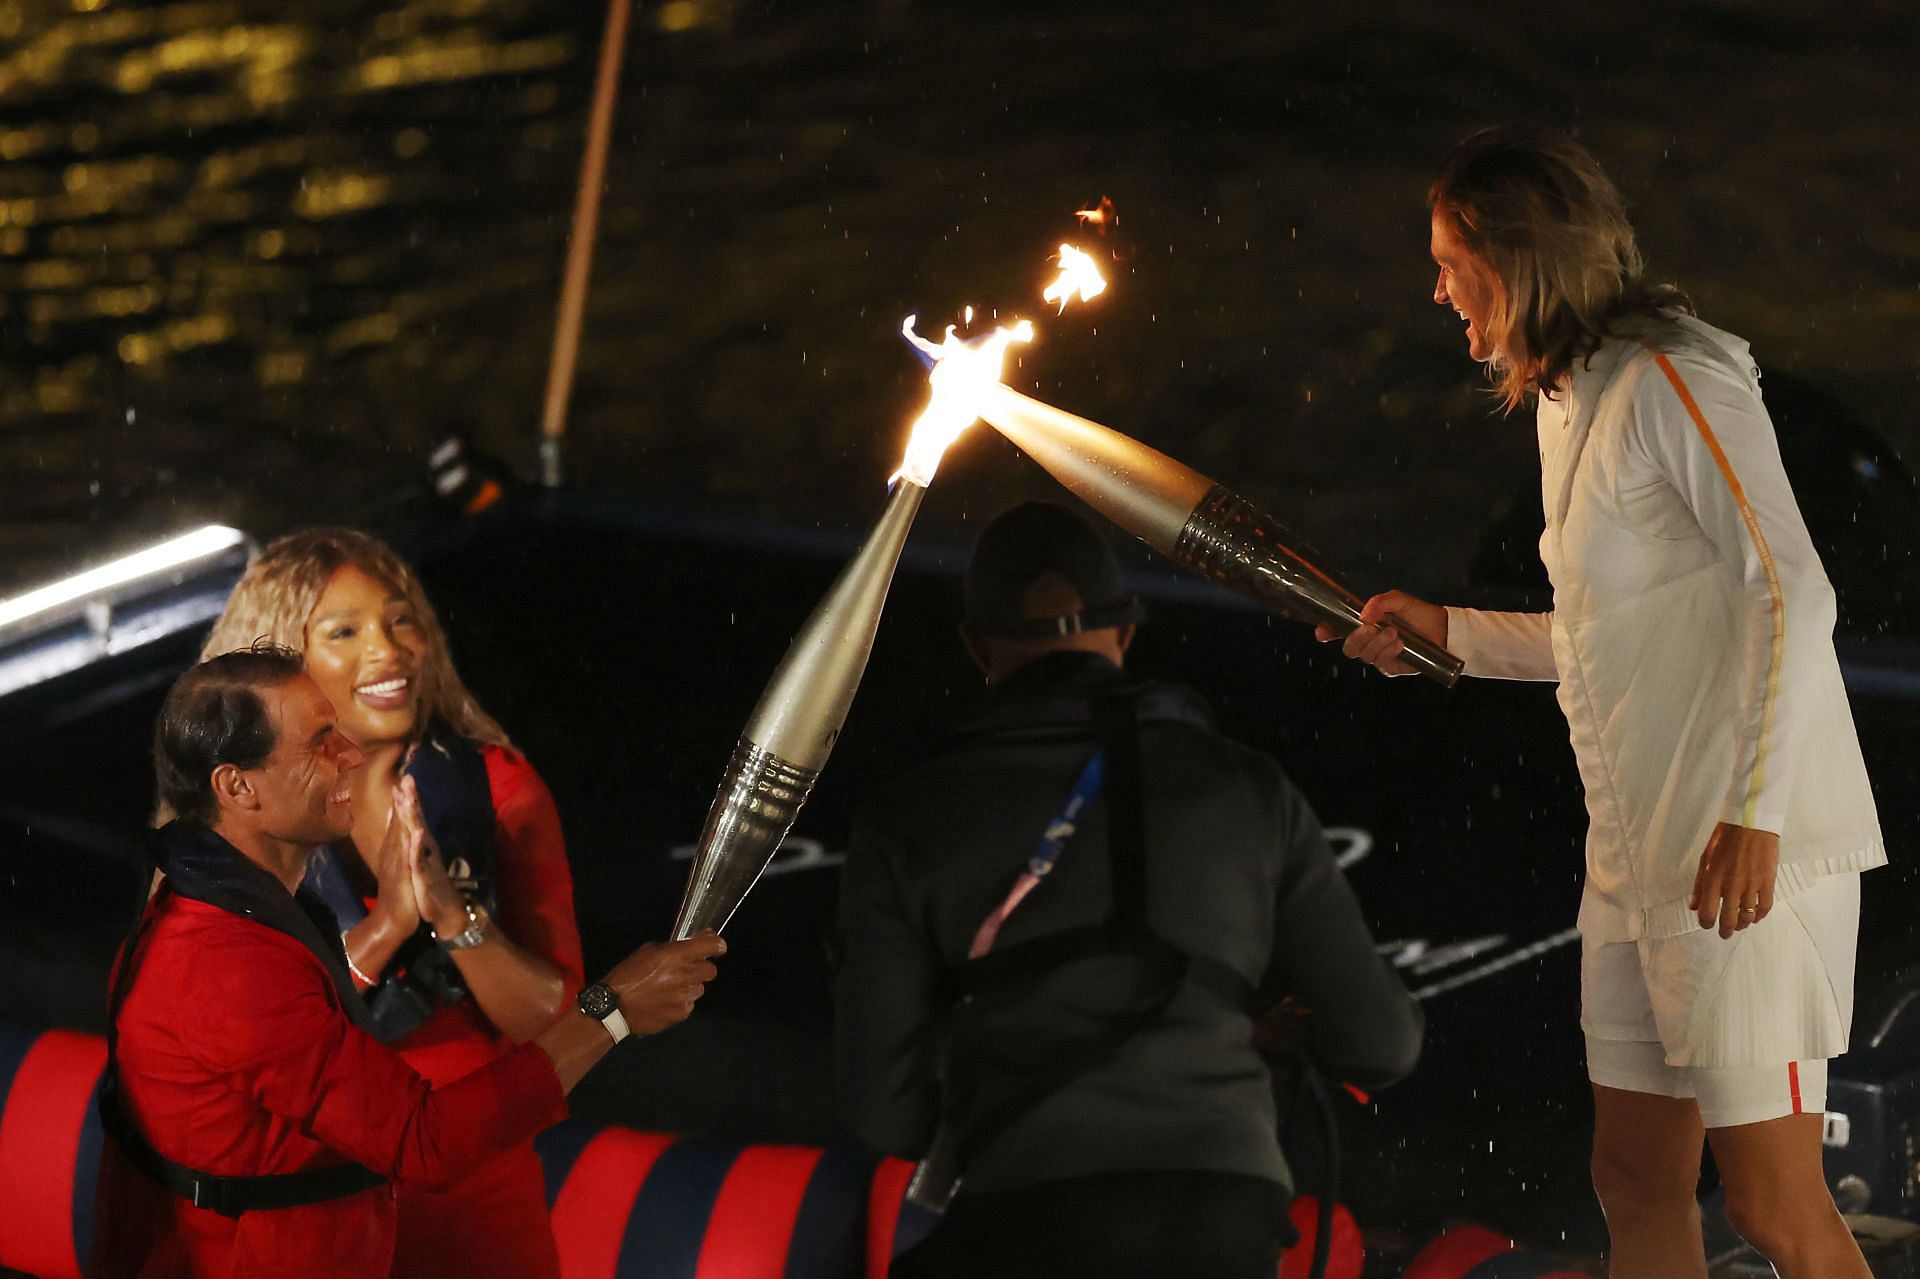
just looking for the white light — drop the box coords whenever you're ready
[0,525,249,633]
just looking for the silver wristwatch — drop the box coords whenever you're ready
[577,982,631,1044]
[432,900,492,951]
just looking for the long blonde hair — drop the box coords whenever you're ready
[200,528,511,750]
[1429,126,1691,412]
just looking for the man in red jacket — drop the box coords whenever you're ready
[94,645,725,1277]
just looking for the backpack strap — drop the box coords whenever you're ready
[942,688,1255,1173]
[101,859,387,1218]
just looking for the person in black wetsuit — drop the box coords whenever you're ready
[833,500,1424,1279]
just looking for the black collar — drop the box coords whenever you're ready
[947,652,1212,747]
[147,821,372,1030]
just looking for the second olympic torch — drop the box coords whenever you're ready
[670,480,924,938]
[976,383,1465,686]
[671,319,1034,939]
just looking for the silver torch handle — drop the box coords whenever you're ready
[1172,485,1464,688]
[672,480,928,939]
[978,387,1465,688]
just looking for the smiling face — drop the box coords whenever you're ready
[1430,207,1504,364]
[302,563,426,751]
[249,674,363,845]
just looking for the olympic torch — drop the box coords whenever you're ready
[671,319,1034,939]
[975,383,1465,687]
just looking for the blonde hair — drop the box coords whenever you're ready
[1429,126,1690,412]
[200,528,511,750]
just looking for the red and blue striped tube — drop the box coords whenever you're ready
[0,1023,107,1279]
[1404,1223,1586,1279]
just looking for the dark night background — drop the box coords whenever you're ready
[3,0,1920,1268]
[1,0,1916,599]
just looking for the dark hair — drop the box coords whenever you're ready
[1429,125,1691,410]
[154,642,305,825]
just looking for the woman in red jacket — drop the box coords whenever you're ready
[200,529,585,1279]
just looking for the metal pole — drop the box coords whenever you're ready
[539,0,632,489]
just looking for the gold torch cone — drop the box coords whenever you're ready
[979,383,1464,687]
[672,480,927,938]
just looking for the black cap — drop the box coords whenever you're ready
[962,501,1145,639]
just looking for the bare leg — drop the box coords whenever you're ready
[1590,1084,1709,1279]
[1708,1113,1868,1278]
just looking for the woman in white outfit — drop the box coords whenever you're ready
[1330,127,1885,1277]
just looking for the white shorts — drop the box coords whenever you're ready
[1582,872,1859,1128]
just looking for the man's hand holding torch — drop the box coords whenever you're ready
[601,935,726,1035]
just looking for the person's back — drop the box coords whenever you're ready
[834,502,1422,1278]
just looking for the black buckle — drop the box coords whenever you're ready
[189,1176,229,1217]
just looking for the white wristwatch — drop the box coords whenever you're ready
[576,983,630,1044]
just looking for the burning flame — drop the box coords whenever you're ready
[1041,244,1107,313]
[1074,198,1114,228]
[893,314,1034,488]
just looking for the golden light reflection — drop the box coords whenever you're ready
[117,311,240,365]
[259,350,310,386]
[113,27,309,98]
[326,312,402,355]
[0,124,58,160]
[293,172,391,219]
[392,127,429,159]
[36,375,86,414]
[23,259,86,289]
[117,333,160,365]
[199,138,308,189]
[656,2,702,33]
[165,313,236,350]
[89,284,161,318]
[893,314,1034,488]
[351,34,570,91]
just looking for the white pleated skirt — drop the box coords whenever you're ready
[1581,871,1859,1069]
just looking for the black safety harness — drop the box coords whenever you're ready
[99,822,387,1218]
[936,684,1257,1170]
[932,679,1342,1278]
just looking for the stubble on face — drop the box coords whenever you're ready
[257,677,360,846]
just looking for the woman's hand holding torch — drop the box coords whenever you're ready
[1318,590,1450,678]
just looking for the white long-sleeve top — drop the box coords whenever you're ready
[1445,313,1885,941]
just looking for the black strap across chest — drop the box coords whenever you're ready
[942,688,1254,1010]
[100,824,386,1218]
[940,686,1256,1170]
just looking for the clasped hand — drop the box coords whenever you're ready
[382,776,468,939]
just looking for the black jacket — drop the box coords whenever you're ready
[833,652,1424,1194]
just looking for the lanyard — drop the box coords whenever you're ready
[966,748,1107,959]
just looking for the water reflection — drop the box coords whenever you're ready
[0,0,1913,607]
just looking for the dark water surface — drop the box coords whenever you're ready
[2,0,1916,599]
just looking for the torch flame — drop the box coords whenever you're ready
[1041,244,1107,313]
[892,314,1034,488]
[1074,197,1115,228]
